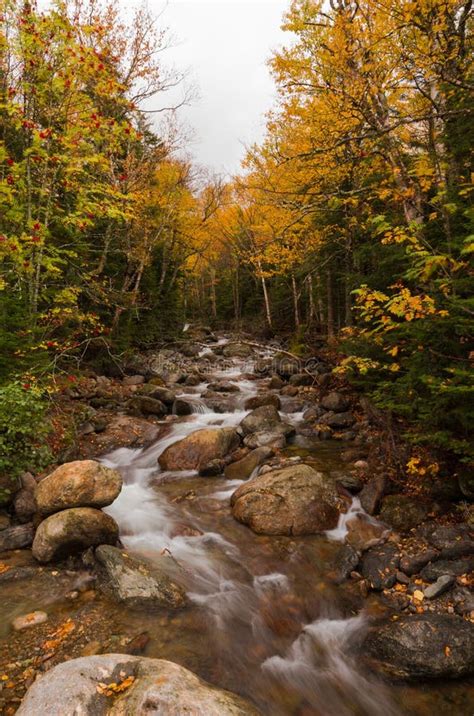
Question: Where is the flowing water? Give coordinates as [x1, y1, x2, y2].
[100, 341, 403, 716]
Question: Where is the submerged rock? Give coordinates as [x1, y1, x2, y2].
[32, 508, 119, 563]
[95, 545, 186, 610]
[35, 460, 122, 515]
[16, 654, 261, 715]
[231, 464, 343, 535]
[363, 614, 474, 679]
[12, 611, 48, 631]
[158, 428, 240, 471]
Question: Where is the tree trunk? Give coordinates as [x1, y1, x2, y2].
[326, 268, 335, 338]
[308, 274, 315, 325]
[292, 274, 300, 328]
[210, 267, 217, 319]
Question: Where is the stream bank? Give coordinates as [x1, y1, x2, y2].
[0, 332, 473, 715]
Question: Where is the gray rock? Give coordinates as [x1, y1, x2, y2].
[207, 381, 240, 393]
[13, 488, 36, 523]
[243, 429, 289, 450]
[199, 459, 226, 477]
[35, 460, 122, 516]
[32, 508, 119, 563]
[268, 375, 284, 389]
[424, 575, 455, 599]
[320, 411, 355, 428]
[123, 374, 145, 386]
[224, 447, 274, 480]
[399, 549, 438, 576]
[321, 392, 350, 413]
[420, 556, 474, 581]
[173, 398, 194, 416]
[363, 615, 474, 679]
[360, 543, 400, 589]
[0, 523, 34, 552]
[95, 545, 186, 609]
[159, 428, 240, 471]
[231, 464, 343, 535]
[244, 394, 281, 411]
[239, 405, 282, 436]
[359, 475, 386, 515]
[379, 495, 433, 533]
[128, 396, 167, 417]
[289, 373, 313, 386]
[16, 654, 261, 716]
[222, 342, 254, 358]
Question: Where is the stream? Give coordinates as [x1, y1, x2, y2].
[100, 340, 399, 716]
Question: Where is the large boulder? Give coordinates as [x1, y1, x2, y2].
[95, 545, 186, 609]
[32, 508, 119, 563]
[321, 392, 350, 413]
[231, 464, 343, 535]
[222, 342, 254, 358]
[128, 395, 167, 417]
[244, 394, 281, 411]
[363, 615, 474, 679]
[158, 428, 240, 471]
[224, 447, 274, 481]
[379, 495, 433, 532]
[16, 654, 261, 716]
[35, 460, 122, 516]
[239, 405, 282, 436]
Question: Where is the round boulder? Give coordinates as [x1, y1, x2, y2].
[158, 428, 240, 471]
[32, 507, 119, 563]
[363, 614, 474, 679]
[35, 460, 122, 516]
[16, 655, 261, 716]
[231, 464, 344, 535]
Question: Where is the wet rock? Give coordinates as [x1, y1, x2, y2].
[268, 375, 284, 389]
[0, 523, 34, 552]
[379, 495, 433, 533]
[95, 545, 186, 610]
[452, 587, 474, 615]
[272, 353, 301, 378]
[13, 488, 36, 523]
[13, 611, 48, 631]
[345, 515, 390, 552]
[281, 385, 299, 397]
[244, 394, 281, 411]
[302, 406, 325, 422]
[32, 508, 119, 563]
[399, 549, 438, 576]
[281, 398, 306, 414]
[321, 392, 350, 413]
[420, 556, 474, 581]
[231, 464, 343, 535]
[359, 475, 386, 515]
[360, 543, 400, 589]
[363, 614, 474, 679]
[128, 395, 167, 417]
[320, 411, 355, 428]
[334, 545, 360, 581]
[289, 373, 313, 386]
[424, 575, 455, 599]
[158, 428, 240, 471]
[439, 540, 474, 560]
[224, 447, 274, 480]
[222, 342, 254, 358]
[16, 654, 261, 715]
[201, 392, 236, 413]
[207, 381, 240, 393]
[35, 460, 122, 516]
[173, 398, 194, 416]
[243, 429, 289, 450]
[185, 373, 205, 386]
[420, 523, 472, 550]
[239, 405, 282, 436]
[199, 459, 226, 477]
[180, 342, 202, 357]
[333, 472, 363, 493]
[137, 385, 176, 406]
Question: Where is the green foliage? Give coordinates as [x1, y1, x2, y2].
[0, 382, 52, 504]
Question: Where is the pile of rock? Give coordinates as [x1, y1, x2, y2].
[31, 460, 122, 563]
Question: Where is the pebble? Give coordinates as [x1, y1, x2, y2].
[12, 611, 48, 631]
[424, 575, 455, 600]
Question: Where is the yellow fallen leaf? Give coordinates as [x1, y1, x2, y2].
[445, 646, 451, 657]
[413, 590, 424, 601]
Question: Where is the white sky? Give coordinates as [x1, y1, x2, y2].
[152, 0, 290, 175]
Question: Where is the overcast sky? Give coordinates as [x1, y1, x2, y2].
[153, 0, 290, 175]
